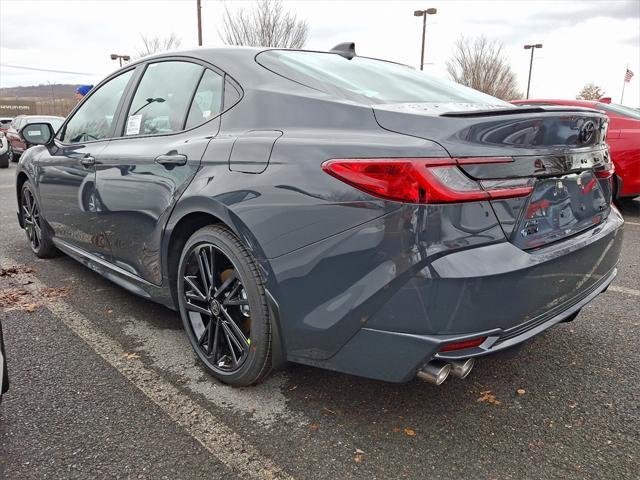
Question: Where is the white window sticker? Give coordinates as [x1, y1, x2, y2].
[126, 115, 142, 135]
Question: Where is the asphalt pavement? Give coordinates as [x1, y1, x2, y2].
[0, 161, 638, 480]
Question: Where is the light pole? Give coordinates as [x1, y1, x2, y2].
[197, 0, 203, 46]
[414, 8, 437, 71]
[524, 43, 543, 99]
[110, 53, 131, 67]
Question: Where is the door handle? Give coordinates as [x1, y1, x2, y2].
[81, 155, 95, 167]
[155, 153, 188, 167]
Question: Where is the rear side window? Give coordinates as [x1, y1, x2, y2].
[185, 69, 224, 129]
[59, 69, 133, 143]
[125, 61, 203, 136]
[257, 50, 509, 106]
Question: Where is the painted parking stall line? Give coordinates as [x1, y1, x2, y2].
[608, 285, 640, 297]
[0, 256, 294, 480]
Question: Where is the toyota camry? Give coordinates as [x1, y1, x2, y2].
[15, 45, 623, 386]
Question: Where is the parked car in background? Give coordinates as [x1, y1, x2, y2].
[0, 132, 10, 168]
[513, 98, 640, 199]
[6, 115, 64, 162]
[0, 117, 13, 133]
[15, 47, 622, 387]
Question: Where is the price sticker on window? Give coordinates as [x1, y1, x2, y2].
[126, 115, 142, 135]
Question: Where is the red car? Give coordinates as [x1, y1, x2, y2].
[513, 98, 640, 199]
[5, 115, 64, 162]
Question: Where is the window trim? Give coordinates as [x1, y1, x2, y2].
[55, 65, 139, 147]
[113, 56, 242, 141]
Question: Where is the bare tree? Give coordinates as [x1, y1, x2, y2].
[576, 83, 605, 100]
[219, 0, 308, 48]
[446, 36, 523, 101]
[136, 33, 182, 58]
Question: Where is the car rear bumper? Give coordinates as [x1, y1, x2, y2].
[276, 204, 624, 382]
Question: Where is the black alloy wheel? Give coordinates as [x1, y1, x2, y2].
[178, 225, 272, 386]
[21, 182, 56, 258]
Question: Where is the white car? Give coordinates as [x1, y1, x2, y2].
[0, 132, 9, 169]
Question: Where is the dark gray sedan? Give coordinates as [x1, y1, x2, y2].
[14, 45, 623, 386]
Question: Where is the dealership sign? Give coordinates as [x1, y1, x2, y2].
[0, 100, 37, 116]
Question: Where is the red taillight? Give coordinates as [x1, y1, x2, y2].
[439, 337, 487, 352]
[321, 158, 533, 204]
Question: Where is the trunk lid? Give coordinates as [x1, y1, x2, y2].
[373, 103, 613, 249]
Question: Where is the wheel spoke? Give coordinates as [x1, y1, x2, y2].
[221, 308, 249, 350]
[207, 317, 219, 358]
[221, 322, 240, 364]
[223, 297, 249, 307]
[185, 300, 211, 316]
[196, 249, 211, 298]
[184, 275, 206, 301]
[214, 271, 238, 299]
[197, 320, 211, 346]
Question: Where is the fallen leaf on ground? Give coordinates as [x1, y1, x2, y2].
[516, 388, 526, 396]
[123, 352, 140, 360]
[308, 423, 319, 431]
[40, 287, 71, 299]
[404, 428, 416, 437]
[354, 448, 365, 454]
[392, 426, 401, 433]
[322, 407, 336, 415]
[477, 390, 502, 405]
[107, 309, 114, 314]
[0, 289, 32, 310]
[0, 265, 35, 277]
[25, 303, 37, 313]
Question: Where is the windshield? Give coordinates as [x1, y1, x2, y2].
[597, 103, 640, 120]
[257, 50, 509, 106]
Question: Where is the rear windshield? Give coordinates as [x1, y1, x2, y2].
[256, 50, 509, 106]
[597, 103, 640, 120]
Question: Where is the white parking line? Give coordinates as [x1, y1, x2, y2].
[608, 285, 640, 297]
[624, 221, 640, 227]
[0, 256, 293, 480]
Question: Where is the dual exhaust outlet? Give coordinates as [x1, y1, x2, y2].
[417, 358, 475, 385]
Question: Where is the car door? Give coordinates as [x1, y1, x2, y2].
[95, 59, 225, 285]
[36, 68, 136, 259]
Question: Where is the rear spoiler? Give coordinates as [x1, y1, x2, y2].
[441, 105, 606, 118]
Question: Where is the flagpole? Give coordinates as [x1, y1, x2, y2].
[621, 64, 627, 104]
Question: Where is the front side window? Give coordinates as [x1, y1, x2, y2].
[124, 61, 203, 136]
[257, 50, 509, 106]
[185, 69, 224, 129]
[59, 70, 133, 143]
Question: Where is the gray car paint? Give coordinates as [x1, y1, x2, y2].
[15, 47, 623, 382]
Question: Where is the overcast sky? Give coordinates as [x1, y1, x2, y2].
[1, 0, 639, 106]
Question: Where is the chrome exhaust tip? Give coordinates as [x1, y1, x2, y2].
[448, 358, 475, 379]
[417, 361, 451, 385]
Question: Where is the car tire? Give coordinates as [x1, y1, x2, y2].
[20, 181, 57, 258]
[177, 225, 272, 387]
[0, 154, 8, 169]
[10, 148, 19, 163]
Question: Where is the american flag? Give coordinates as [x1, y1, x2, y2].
[624, 68, 634, 83]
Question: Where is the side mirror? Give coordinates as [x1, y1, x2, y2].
[20, 123, 55, 146]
